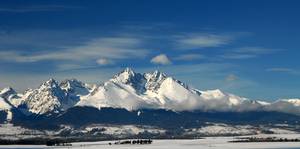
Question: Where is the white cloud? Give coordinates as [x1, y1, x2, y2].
[96, 58, 114, 66]
[0, 5, 81, 13]
[266, 68, 293, 72]
[234, 47, 282, 54]
[56, 64, 85, 71]
[221, 54, 257, 59]
[175, 34, 232, 49]
[174, 54, 205, 61]
[0, 37, 149, 63]
[266, 68, 300, 75]
[222, 47, 283, 60]
[151, 54, 172, 65]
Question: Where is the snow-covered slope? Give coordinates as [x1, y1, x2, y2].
[0, 87, 17, 100]
[0, 87, 23, 107]
[20, 79, 67, 115]
[0, 97, 11, 111]
[0, 97, 13, 122]
[77, 68, 155, 110]
[0, 68, 300, 116]
[0, 88, 19, 121]
[78, 68, 265, 112]
[60, 79, 95, 97]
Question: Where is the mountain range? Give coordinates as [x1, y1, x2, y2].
[0, 68, 299, 130]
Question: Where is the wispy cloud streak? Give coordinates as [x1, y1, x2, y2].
[174, 34, 232, 49]
[0, 5, 81, 13]
[222, 47, 283, 59]
[266, 68, 300, 75]
[0, 37, 149, 63]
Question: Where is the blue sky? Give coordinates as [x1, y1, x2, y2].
[0, 0, 299, 101]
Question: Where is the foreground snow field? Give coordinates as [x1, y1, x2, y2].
[1, 134, 300, 149]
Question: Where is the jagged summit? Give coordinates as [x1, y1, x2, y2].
[144, 70, 167, 92]
[21, 78, 66, 115]
[114, 67, 136, 77]
[60, 78, 81, 86]
[144, 70, 167, 82]
[0, 87, 16, 94]
[60, 78, 94, 108]
[123, 67, 135, 73]
[60, 78, 90, 94]
[0, 87, 17, 99]
[112, 67, 138, 83]
[110, 68, 145, 93]
[0, 87, 22, 108]
[148, 70, 167, 78]
[41, 78, 59, 88]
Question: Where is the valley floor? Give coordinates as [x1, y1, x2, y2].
[1, 134, 300, 149]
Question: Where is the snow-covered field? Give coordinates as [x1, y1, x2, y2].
[82, 124, 166, 136]
[1, 134, 300, 149]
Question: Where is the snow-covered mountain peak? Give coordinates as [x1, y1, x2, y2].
[144, 70, 167, 82]
[0, 87, 17, 99]
[145, 70, 167, 79]
[123, 67, 135, 73]
[144, 70, 167, 92]
[21, 78, 66, 115]
[112, 67, 136, 82]
[0, 87, 16, 94]
[109, 68, 146, 93]
[0, 87, 22, 107]
[37, 79, 64, 96]
[60, 78, 82, 88]
[40, 78, 60, 89]
[60, 79, 90, 95]
[111, 67, 137, 83]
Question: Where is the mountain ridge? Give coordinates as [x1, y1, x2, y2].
[0, 67, 299, 120]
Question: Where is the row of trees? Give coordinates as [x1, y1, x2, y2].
[231, 137, 300, 142]
[112, 139, 153, 145]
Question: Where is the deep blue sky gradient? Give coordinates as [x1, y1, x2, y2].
[0, 0, 299, 101]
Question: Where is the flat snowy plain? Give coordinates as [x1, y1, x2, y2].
[1, 134, 300, 149]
